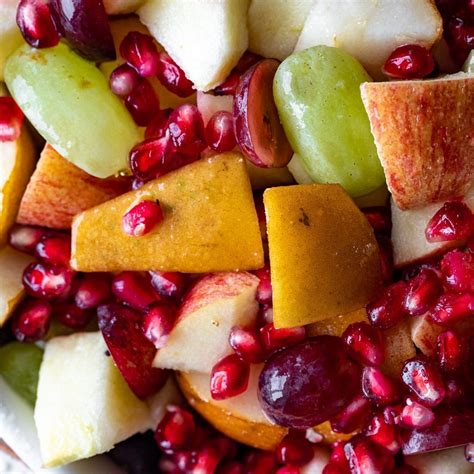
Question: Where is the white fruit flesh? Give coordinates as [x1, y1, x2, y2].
[138, 0, 249, 91]
[406, 446, 473, 474]
[0, 0, 23, 81]
[103, 0, 144, 14]
[301, 447, 331, 474]
[287, 153, 314, 185]
[196, 91, 233, 125]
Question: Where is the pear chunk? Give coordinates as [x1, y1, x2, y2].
[0, 0, 24, 80]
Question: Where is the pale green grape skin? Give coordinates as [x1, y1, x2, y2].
[0, 342, 43, 407]
[273, 45, 385, 197]
[4, 43, 142, 178]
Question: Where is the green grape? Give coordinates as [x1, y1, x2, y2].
[0, 342, 43, 406]
[4, 43, 142, 178]
[273, 45, 385, 197]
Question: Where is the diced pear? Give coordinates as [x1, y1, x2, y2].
[138, 0, 249, 91]
[406, 446, 473, 474]
[34, 332, 151, 468]
[264, 184, 381, 328]
[0, 0, 24, 81]
[71, 153, 264, 273]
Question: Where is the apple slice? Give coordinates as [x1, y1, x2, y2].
[361, 76, 474, 210]
[0, 0, 24, 81]
[406, 446, 473, 474]
[71, 153, 264, 273]
[295, 0, 442, 80]
[17, 144, 129, 230]
[103, 0, 144, 14]
[154, 272, 259, 373]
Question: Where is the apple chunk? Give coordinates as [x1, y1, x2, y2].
[71, 153, 264, 273]
[406, 446, 473, 474]
[264, 184, 381, 328]
[0, 0, 24, 81]
[361, 76, 474, 210]
[154, 272, 259, 373]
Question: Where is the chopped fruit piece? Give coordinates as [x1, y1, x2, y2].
[205, 111, 236, 153]
[229, 326, 266, 364]
[98, 303, 168, 399]
[264, 184, 381, 328]
[112, 272, 158, 311]
[259, 323, 306, 352]
[143, 304, 176, 349]
[403, 268, 442, 316]
[366, 281, 407, 330]
[361, 367, 402, 406]
[17, 144, 129, 230]
[361, 76, 474, 210]
[425, 201, 474, 243]
[197, 91, 234, 125]
[330, 394, 372, 434]
[383, 44, 435, 79]
[154, 405, 196, 453]
[406, 446, 474, 474]
[12, 299, 51, 342]
[122, 200, 164, 237]
[156, 51, 194, 98]
[71, 153, 264, 273]
[74, 273, 112, 309]
[109, 64, 140, 97]
[342, 322, 385, 367]
[120, 31, 159, 77]
[22, 262, 74, 300]
[125, 78, 160, 126]
[34, 332, 151, 467]
[441, 250, 474, 293]
[154, 272, 259, 373]
[0, 1, 24, 82]
[210, 354, 250, 401]
[35, 233, 71, 267]
[0, 96, 24, 142]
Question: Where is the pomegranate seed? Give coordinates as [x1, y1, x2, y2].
[54, 303, 94, 329]
[23, 262, 73, 300]
[210, 353, 250, 400]
[440, 250, 474, 293]
[156, 51, 194, 97]
[362, 367, 402, 406]
[465, 443, 474, 463]
[322, 461, 349, 474]
[437, 330, 465, 372]
[35, 233, 71, 267]
[425, 201, 474, 243]
[229, 325, 266, 364]
[16, 0, 60, 49]
[383, 44, 435, 79]
[344, 438, 395, 474]
[363, 207, 391, 234]
[143, 304, 176, 349]
[12, 299, 51, 342]
[74, 273, 111, 309]
[467, 235, 474, 253]
[259, 322, 306, 352]
[377, 235, 394, 283]
[366, 281, 407, 330]
[245, 451, 277, 474]
[403, 268, 442, 316]
[430, 292, 474, 324]
[149, 271, 187, 299]
[342, 322, 385, 367]
[129, 135, 171, 181]
[254, 265, 272, 305]
[174, 451, 196, 472]
[443, 376, 468, 406]
[120, 31, 159, 77]
[211, 436, 237, 460]
[205, 111, 237, 152]
[192, 445, 223, 474]
[0, 97, 24, 142]
[382, 405, 403, 425]
[213, 71, 241, 96]
[112, 271, 159, 311]
[235, 51, 263, 73]
[131, 177, 146, 190]
[145, 108, 172, 139]
[401, 357, 445, 407]
[258, 304, 274, 325]
[399, 398, 435, 429]
[122, 200, 164, 237]
[155, 406, 196, 453]
[365, 414, 400, 455]
[276, 432, 314, 466]
[109, 64, 140, 97]
[9, 225, 46, 254]
[447, 15, 474, 54]
[167, 104, 207, 158]
[217, 461, 244, 474]
[125, 79, 159, 126]
[330, 393, 372, 434]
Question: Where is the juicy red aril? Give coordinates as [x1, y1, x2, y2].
[129, 135, 170, 181]
[112, 271, 159, 311]
[254, 265, 272, 305]
[229, 325, 266, 364]
[155, 406, 196, 453]
[167, 104, 207, 158]
[403, 268, 442, 316]
[399, 399, 435, 429]
[441, 250, 474, 293]
[276, 467, 299, 474]
[54, 303, 93, 329]
[362, 367, 402, 406]
[365, 414, 400, 455]
[74, 273, 111, 309]
[330, 393, 372, 434]
[0, 97, 24, 142]
[210, 353, 250, 400]
[437, 330, 465, 372]
[16, 0, 60, 49]
[401, 358, 446, 407]
[258, 304, 273, 325]
[192, 445, 223, 474]
[12, 299, 51, 342]
[217, 461, 245, 474]
[125, 79, 159, 126]
[143, 304, 176, 349]
[245, 451, 277, 474]
[35, 233, 71, 267]
[447, 14, 474, 55]
[213, 71, 241, 96]
[109, 64, 140, 97]
[156, 51, 194, 97]
[23, 262, 73, 299]
[122, 200, 164, 237]
[120, 31, 159, 77]
[425, 201, 474, 243]
[235, 51, 264, 73]
[205, 111, 237, 152]
[377, 235, 394, 283]
[383, 405, 403, 425]
[145, 108, 172, 139]
[382, 44, 435, 79]
[9, 225, 46, 254]
[344, 438, 395, 474]
[342, 322, 385, 367]
[149, 271, 187, 299]
[363, 207, 392, 235]
[366, 281, 407, 330]
[276, 432, 314, 466]
[98, 303, 168, 399]
[259, 322, 306, 352]
[430, 292, 474, 324]
[259, 336, 361, 428]
[443, 376, 469, 406]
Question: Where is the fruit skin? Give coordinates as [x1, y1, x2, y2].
[71, 153, 264, 273]
[361, 76, 474, 210]
[264, 184, 381, 328]
[274, 46, 385, 198]
[5, 43, 141, 178]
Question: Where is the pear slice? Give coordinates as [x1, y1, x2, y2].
[0, 0, 24, 81]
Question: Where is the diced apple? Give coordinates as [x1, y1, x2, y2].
[71, 153, 264, 273]
[301, 447, 331, 474]
[196, 91, 233, 125]
[154, 272, 259, 373]
[0, 0, 23, 81]
[17, 144, 129, 230]
[138, 0, 249, 91]
[287, 154, 313, 185]
[295, 0, 442, 80]
[361, 76, 474, 210]
[406, 446, 473, 474]
[464, 51, 474, 73]
[391, 185, 474, 267]
[264, 184, 381, 328]
[103, 0, 144, 14]
[248, 0, 314, 61]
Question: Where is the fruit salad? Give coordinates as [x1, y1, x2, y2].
[0, 0, 473, 473]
